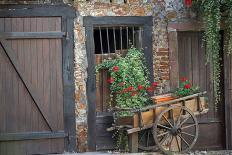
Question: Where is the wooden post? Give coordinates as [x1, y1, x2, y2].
[128, 132, 138, 153]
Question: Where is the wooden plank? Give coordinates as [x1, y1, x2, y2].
[128, 132, 138, 153]
[86, 26, 97, 151]
[83, 16, 153, 26]
[0, 5, 76, 18]
[0, 39, 54, 131]
[0, 32, 65, 39]
[169, 31, 179, 88]
[0, 132, 67, 141]
[36, 17, 50, 131]
[62, 17, 77, 152]
[24, 17, 33, 132]
[30, 17, 39, 131]
[143, 25, 154, 86]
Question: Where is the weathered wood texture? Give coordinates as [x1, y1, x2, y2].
[0, 14, 75, 154]
[177, 31, 225, 150]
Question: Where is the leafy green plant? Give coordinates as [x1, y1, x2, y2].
[96, 48, 157, 117]
[172, 77, 199, 97]
[190, 0, 232, 108]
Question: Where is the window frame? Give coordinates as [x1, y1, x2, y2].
[83, 16, 153, 150]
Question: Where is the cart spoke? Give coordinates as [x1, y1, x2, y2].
[157, 124, 172, 130]
[181, 124, 196, 130]
[169, 135, 174, 151]
[162, 115, 174, 128]
[157, 131, 169, 138]
[147, 130, 150, 147]
[138, 131, 146, 143]
[172, 109, 175, 126]
[181, 131, 195, 137]
[160, 133, 170, 145]
[176, 108, 183, 127]
[178, 114, 191, 128]
[175, 136, 181, 152]
[178, 134, 190, 147]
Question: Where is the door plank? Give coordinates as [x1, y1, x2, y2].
[0, 39, 54, 131]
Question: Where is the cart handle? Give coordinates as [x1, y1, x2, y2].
[132, 91, 207, 113]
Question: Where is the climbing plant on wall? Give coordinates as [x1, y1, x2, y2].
[186, 0, 232, 109]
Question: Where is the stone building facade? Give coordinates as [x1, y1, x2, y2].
[0, 0, 189, 152]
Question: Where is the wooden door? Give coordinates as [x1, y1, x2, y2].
[0, 5, 76, 155]
[177, 31, 225, 150]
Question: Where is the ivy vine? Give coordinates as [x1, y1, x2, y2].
[192, 0, 232, 108]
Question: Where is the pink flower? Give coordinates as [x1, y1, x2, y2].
[127, 86, 134, 91]
[152, 82, 158, 87]
[113, 66, 119, 72]
[146, 87, 154, 92]
[107, 77, 114, 83]
[131, 91, 138, 96]
[138, 85, 144, 90]
[119, 82, 124, 86]
[180, 77, 187, 82]
[184, 84, 191, 89]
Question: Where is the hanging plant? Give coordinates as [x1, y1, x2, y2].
[189, 0, 232, 109]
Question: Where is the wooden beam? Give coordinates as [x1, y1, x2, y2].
[62, 17, 77, 152]
[0, 4, 76, 18]
[128, 132, 138, 153]
[0, 131, 67, 141]
[0, 32, 65, 39]
[83, 16, 153, 26]
[0, 39, 54, 131]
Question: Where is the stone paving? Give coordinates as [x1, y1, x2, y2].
[54, 150, 232, 155]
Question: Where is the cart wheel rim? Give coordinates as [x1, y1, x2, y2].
[138, 128, 157, 151]
[153, 105, 199, 154]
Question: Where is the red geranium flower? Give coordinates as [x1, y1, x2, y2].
[107, 77, 114, 83]
[184, 84, 191, 89]
[119, 82, 124, 86]
[137, 85, 144, 90]
[127, 86, 134, 91]
[113, 66, 119, 72]
[184, 0, 192, 7]
[180, 77, 187, 82]
[152, 82, 158, 87]
[123, 89, 128, 93]
[131, 91, 138, 96]
[146, 87, 154, 92]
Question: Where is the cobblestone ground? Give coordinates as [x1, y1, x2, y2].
[56, 150, 232, 155]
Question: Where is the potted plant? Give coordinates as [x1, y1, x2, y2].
[96, 48, 158, 127]
[172, 77, 208, 112]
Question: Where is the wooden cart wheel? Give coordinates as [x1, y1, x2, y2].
[138, 128, 157, 151]
[153, 105, 199, 154]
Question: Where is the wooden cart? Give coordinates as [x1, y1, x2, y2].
[107, 91, 209, 154]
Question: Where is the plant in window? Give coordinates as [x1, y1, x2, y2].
[96, 48, 157, 117]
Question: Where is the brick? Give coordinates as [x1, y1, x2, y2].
[158, 48, 168, 52]
[157, 52, 168, 56]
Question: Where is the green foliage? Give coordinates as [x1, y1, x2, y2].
[192, 0, 232, 108]
[96, 48, 156, 117]
[172, 77, 199, 97]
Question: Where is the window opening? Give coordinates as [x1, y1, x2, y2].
[94, 26, 143, 54]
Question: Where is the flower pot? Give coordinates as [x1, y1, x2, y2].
[133, 109, 154, 128]
[152, 94, 180, 118]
